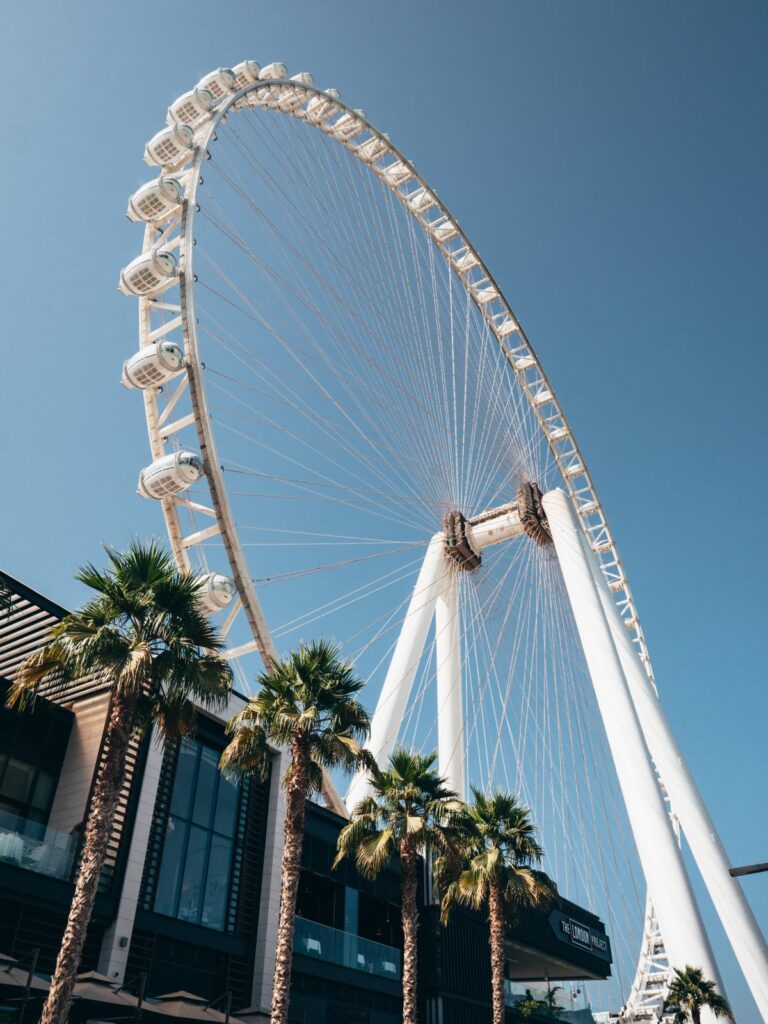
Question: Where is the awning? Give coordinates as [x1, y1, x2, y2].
[0, 953, 50, 992]
[143, 991, 244, 1024]
[70, 971, 140, 1020]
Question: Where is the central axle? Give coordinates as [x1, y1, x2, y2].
[443, 482, 552, 571]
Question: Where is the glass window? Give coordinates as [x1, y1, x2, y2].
[214, 774, 239, 837]
[192, 746, 218, 827]
[31, 770, 55, 812]
[178, 825, 208, 923]
[202, 834, 232, 930]
[170, 738, 197, 818]
[0, 758, 35, 804]
[154, 817, 188, 917]
[154, 737, 242, 932]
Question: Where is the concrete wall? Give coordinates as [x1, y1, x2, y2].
[47, 691, 111, 834]
[250, 746, 287, 1013]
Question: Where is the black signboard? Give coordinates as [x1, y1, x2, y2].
[548, 909, 612, 963]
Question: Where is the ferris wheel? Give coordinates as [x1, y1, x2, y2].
[118, 62, 768, 1020]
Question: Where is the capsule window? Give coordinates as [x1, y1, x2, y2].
[138, 366, 163, 385]
[176, 101, 199, 122]
[139, 195, 165, 217]
[133, 269, 162, 291]
[156, 139, 183, 162]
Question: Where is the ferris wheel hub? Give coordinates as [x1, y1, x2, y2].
[443, 487, 549, 570]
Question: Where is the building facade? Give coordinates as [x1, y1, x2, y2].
[0, 570, 612, 1023]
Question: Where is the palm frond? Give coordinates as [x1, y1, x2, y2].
[219, 715, 270, 782]
[11, 541, 233, 746]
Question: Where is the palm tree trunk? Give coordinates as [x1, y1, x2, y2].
[271, 738, 310, 1024]
[40, 690, 137, 1024]
[399, 842, 419, 1024]
[488, 876, 507, 1024]
[692, 1009, 701, 1024]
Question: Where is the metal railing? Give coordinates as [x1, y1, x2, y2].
[293, 916, 402, 981]
[0, 822, 76, 880]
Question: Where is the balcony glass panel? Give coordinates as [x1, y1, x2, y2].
[504, 982, 597, 1023]
[0, 815, 76, 880]
[294, 916, 402, 981]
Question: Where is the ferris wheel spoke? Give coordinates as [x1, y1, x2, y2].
[199, 333, 441, 519]
[195, 240, 455, 515]
[222, 112, 489, 495]
[200, 154, 459, 492]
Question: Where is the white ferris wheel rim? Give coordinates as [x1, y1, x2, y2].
[136, 77, 657, 695]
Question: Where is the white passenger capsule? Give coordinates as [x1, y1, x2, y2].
[122, 341, 184, 389]
[137, 451, 204, 499]
[144, 124, 195, 169]
[118, 248, 178, 297]
[259, 62, 287, 80]
[232, 60, 261, 89]
[126, 177, 183, 223]
[196, 67, 236, 101]
[196, 573, 236, 613]
[166, 87, 214, 128]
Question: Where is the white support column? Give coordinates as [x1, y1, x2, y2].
[98, 733, 164, 983]
[251, 746, 287, 1013]
[346, 534, 445, 809]
[542, 488, 721, 988]
[585, 537, 768, 1020]
[435, 571, 465, 799]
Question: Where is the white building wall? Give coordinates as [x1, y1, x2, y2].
[98, 731, 164, 982]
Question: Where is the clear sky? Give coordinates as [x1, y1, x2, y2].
[1, 1, 766, 1019]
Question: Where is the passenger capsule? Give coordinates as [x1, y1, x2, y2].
[166, 88, 214, 128]
[196, 68, 236, 101]
[137, 451, 204, 499]
[118, 248, 178, 297]
[126, 176, 183, 223]
[232, 60, 261, 89]
[197, 573, 236, 613]
[122, 341, 184, 389]
[259, 62, 287, 80]
[144, 124, 195, 169]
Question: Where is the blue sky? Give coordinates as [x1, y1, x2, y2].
[1, 1, 766, 1018]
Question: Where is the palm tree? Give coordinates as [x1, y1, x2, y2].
[664, 966, 733, 1024]
[219, 639, 371, 1024]
[7, 541, 233, 1024]
[440, 789, 557, 1024]
[541, 985, 563, 1018]
[334, 748, 461, 1024]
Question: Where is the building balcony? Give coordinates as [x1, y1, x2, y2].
[0, 817, 76, 881]
[293, 915, 402, 981]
